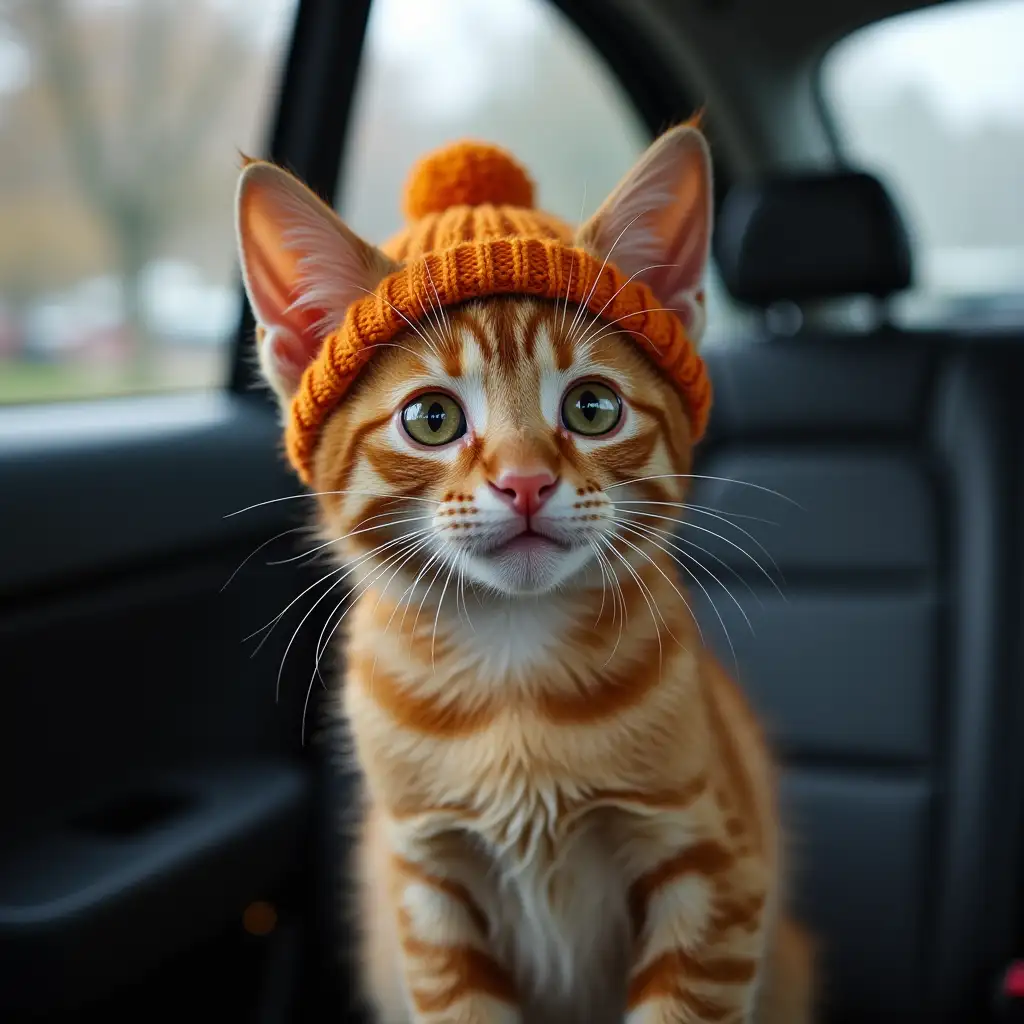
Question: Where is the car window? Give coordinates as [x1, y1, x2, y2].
[338, 0, 749, 346]
[0, 0, 297, 405]
[821, 0, 1024, 328]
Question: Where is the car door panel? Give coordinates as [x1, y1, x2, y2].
[0, 0, 375, 1014]
[0, 393, 342, 1019]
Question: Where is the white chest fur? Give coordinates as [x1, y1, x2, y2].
[471, 780, 632, 1024]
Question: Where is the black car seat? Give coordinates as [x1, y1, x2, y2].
[686, 170, 1024, 1024]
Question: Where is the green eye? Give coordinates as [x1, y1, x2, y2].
[401, 392, 467, 446]
[561, 381, 622, 437]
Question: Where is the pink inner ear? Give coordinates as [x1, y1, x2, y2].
[642, 197, 709, 305]
[258, 248, 324, 335]
[248, 242, 330, 370]
[241, 179, 336, 366]
[600, 130, 711, 313]
[287, 303, 329, 359]
[270, 331, 315, 390]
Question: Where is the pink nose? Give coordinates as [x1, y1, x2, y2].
[489, 469, 559, 517]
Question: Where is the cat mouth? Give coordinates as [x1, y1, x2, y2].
[464, 525, 591, 594]
[487, 527, 571, 557]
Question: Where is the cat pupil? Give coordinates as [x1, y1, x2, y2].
[427, 402, 445, 433]
[580, 391, 598, 422]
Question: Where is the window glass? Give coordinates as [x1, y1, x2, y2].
[821, 0, 1024, 328]
[339, 0, 748, 344]
[0, 0, 296, 404]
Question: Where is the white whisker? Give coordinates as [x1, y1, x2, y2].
[615, 518, 741, 671]
[613, 500, 784, 582]
[431, 556, 461, 669]
[558, 181, 588, 339]
[606, 472, 802, 508]
[364, 340, 436, 362]
[589, 539, 627, 664]
[301, 533, 430, 740]
[575, 299, 682, 339]
[456, 552, 475, 631]
[589, 538, 610, 624]
[610, 528, 699, 649]
[317, 533, 435, 688]
[266, 511, 434, 565]
[626, 516, 757, 631]
[410, 554, 449, 644]
[572, 309, 685, 361]
[273, 529, 434, 701]
[363, 535, 437, 638]
[221, 526, 306, 591]
[377, 536, 445, 644]
[247, 562, 347, 648]
[422, 256, 459, 354]
[597, 535, 665, 670]
[571, 269, 681, 355]
[684, 502, 779, 527]
[412, 266, 449, 358]
[396, 547, 444, 639]
[350, 282, 444, 360]
[225, 490, 441, 518]
[616, 510, 761, 607]
[616, 508, 785, 599]
[565, 209, 649, 343]
[247, 528, 427, 654]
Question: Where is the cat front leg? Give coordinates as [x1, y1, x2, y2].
[625, 839, 768, 1024]
[387, 843, 521, 1024]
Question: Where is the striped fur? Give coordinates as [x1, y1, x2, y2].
[302, 298, 814, 1024]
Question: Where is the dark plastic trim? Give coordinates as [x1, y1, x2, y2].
[0, 763, 308, 1014]
[549, 0, 730, 211]
[229, 0, 375, 396]
[0, 393, 297, 601]
[928, 355, 1024, 1018]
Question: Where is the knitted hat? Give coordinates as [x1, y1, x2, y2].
[286, 141, 711, 483]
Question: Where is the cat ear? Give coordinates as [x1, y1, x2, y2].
[576, 123, 713, 344]
[235, 161, 397, 402]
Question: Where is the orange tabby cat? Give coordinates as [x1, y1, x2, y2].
[235, 127, 814, 1023]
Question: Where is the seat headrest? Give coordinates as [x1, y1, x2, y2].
[715, 171, 913, 307]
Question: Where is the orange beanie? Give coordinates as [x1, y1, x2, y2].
[286, 141, 711, 483]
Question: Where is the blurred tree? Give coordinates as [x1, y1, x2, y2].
[0, 0, 269, 373]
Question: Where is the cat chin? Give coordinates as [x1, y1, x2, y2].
[462, 541, 594, 598]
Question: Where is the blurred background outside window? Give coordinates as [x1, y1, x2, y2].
[0, 0, 794, 411]
[0, 0, 296, 404]
[338, 0, 751, 348]
[822, 0, 1024, 329]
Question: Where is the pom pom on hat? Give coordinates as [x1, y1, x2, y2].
[403, 140, 535, 221]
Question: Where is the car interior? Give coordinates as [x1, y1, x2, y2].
[1, 0, 1022, 1022]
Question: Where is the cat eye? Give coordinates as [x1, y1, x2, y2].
[561, 381, 622, 437]
[401, 392, 467, 447]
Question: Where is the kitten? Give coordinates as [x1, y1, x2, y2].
[235, 127, 814, 1024]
